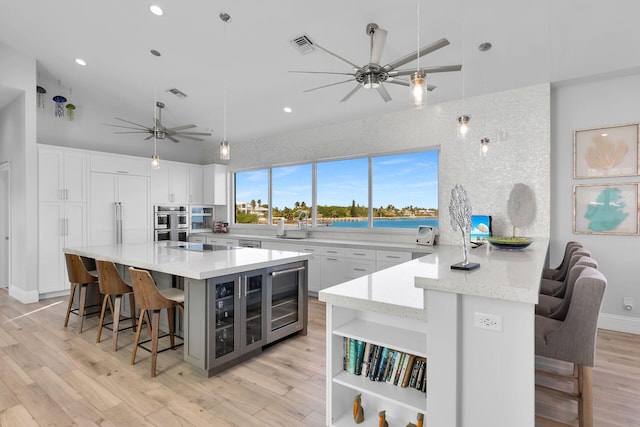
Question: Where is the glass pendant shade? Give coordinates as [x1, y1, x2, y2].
[220, 140, 230, 160]
[457, 115, 471, 138]
[480, 138, 490, 156]
[151, 154, 160, 169]
[410, 73, 426, 109]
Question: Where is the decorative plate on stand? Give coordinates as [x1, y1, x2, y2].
[487, 236, 534, 250]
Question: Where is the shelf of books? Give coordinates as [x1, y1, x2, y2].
[328, 314, 427, 426]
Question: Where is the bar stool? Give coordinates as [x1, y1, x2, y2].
[540, 250, 592, 297]
[64, 253, 101, 333]
[535, 266, 606, 427]
[542, 241, 583, 280]
[95, 260, 140, 351]
[128, 266, 184, 378]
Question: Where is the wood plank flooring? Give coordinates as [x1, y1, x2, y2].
[0, 288, 639, 426]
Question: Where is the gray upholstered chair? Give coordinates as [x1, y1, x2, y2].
[539, 249, 592, 297]
[542, 241, 583, 281]
[535, 266, 606, 427]
[536, 256, 598, 319]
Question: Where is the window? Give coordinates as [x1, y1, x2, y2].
[372, 151, 439, 229]
[316, 158, 368, 227]
[234, 149, 438, 229]
[271, 164, 312, 225]
[235, 169, 268, 224]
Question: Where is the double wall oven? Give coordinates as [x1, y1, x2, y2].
[154, 205, 189, 242]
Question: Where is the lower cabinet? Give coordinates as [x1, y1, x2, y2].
[206, 236, 239, 246]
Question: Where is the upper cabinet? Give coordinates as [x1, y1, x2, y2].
[151, 162, 190, 205]
[38, 146, 87, 203]
[189, 166, 204, 205]
[203, 164, 227, 205]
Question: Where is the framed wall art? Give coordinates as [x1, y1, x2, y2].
[574, 123, 639, 178]
[573, 183, 639, 235]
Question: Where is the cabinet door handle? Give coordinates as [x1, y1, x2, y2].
[327, 250, 338, 254]
[60, 218, 64, 236]
[238, 276, 242, 299]
[243, 275, 248, 297]
[270, 266, 306, 277]
[326, 258, 338, 262]
[64, 188, 68, 200]
[353, 268, 366, 272]
[58, 189, 63, 201]
[353, 252, 366, 256]
[65, 218, 69, 236]
[386, 255, 401, 259]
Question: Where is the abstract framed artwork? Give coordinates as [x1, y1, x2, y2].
[574, 123, 639, 178]
[573, 183, 639, 235]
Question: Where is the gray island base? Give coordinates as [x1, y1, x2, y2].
[64, 241, 309, 377]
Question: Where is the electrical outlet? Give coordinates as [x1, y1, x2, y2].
[624, 297, 634, 311]
[474, 312, 503, 332]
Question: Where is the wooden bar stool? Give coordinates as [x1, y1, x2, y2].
[535, 266, 606, 427]
[95, 260, 139, 351]
[128, 266, 184, 378]
[63, 253, 101, 333]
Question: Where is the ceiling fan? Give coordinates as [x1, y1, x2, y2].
[291, 23, 462, 103]
[107, 101, 212, 143]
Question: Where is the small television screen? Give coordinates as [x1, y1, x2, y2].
[470, 215, 492, 242]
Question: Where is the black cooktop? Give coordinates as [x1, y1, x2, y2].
[171, 243, 238, 252]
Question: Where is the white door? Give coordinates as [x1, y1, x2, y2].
[118, 174, 150, 244]
[0, 163, 10, 288]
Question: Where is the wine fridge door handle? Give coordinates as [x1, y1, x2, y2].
[270, 266, 306, 277]
[244, 275, 248, 297]
[238, 276, 242, 299]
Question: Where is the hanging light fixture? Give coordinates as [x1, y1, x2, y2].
[219, 12, 231, 160]
[457, 114, 471, 136]
[151, 92, 160, 169]
[410, 0, 426, 108]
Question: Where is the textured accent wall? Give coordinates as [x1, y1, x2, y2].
[230, 84, 550, 243]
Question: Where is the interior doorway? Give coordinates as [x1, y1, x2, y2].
[0, 162, 10, 289]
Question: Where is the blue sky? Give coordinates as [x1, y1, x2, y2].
[235, 150, 439, 210]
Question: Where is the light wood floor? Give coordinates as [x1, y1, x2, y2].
[1, 288, 639, 426]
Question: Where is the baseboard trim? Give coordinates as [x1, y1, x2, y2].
[599, 313, 640, 335]
[9, 285, 39, 304]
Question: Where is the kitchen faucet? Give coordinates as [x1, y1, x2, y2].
[296, 210, 309, 237]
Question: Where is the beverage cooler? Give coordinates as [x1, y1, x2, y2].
[190, 205, 214, 233]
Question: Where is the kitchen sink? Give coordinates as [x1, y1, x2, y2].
[278, 230, 308, 240]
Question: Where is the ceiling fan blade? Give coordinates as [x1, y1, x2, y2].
[104, 123, 150, 131]
[144, 135, 153, 140]
[289, 70, 356, 76]
[114, 117, 151, 129]
[340, 84, 362, 102]
[112, 131, 152, 134]
[427, 84, 437, 91]
[172, 131, 212, 136]
[167, 135, 180, 143]
[166, 124, 196, 131]
[173, 134, 205, 142]
[370, 28, 387, 65]
[377, 85, 392, 102]
[386, 78, 410, 87]
[304, 79, 354, 93]
[388, 65, 462, 78]
[383, 38, 450, 71]
[312, 42, 362, 70]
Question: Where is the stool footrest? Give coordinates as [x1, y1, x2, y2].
[137, 333, 184, 354]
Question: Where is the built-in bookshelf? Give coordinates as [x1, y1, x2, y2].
[328, 309, 427, 426]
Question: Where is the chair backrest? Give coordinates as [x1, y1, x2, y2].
[539, 266, 606, 366]
[548, 256, 598, 321]
[96, 260, 132, 295]
[551, 250, 593, 298]
[551, 243, 585, 281]
[128, 267, 175, 311]
[64, 253, 98, 284]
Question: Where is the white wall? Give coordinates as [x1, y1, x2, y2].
[0, 42, 38, 303]
[551, 71, 640, 332]
[230, 84, 551, 244]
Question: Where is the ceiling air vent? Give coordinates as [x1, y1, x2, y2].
[167, 87, 187, 99]
[290, 35, 315, 55]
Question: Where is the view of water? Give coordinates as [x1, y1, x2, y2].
[328, 217, 439, 229]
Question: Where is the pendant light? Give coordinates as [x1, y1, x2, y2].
[480, 137, 490, 156]
[219, 12, 231, 161]
[410, 0, 426, 109]
[457, 36, 471, 138]
[151, 89, 160, 169]
[478, 42, 492, 157]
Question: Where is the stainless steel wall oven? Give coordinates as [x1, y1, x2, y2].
[154, 205, 189, 242]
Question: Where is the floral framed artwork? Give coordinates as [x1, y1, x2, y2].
[573, 183, 639, 235]
[574, 123, 639, 178]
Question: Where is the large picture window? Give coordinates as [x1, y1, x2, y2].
[234, 149, 438, 229]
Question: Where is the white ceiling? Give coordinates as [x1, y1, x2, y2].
[1, 0, 640, 163]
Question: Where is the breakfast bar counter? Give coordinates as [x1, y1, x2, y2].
[319, 239, 548, 427]
[65, 241, 311, 377]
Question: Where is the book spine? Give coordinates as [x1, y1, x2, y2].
[387, 351, 402, 384]
[393, 353, 407, 385]
[376, 347, 390, 381]
[415, 358, 426, 390]
[343, 337, 348, 371]
[354, 340, 365, 375]
[348, 339, 358, 374]
[408, 357, 421, 388]
[361, 342, 372, 376]
[369, 346, 382, 381]
[381, 350, 395, 382]
[401, 354, 416, 387]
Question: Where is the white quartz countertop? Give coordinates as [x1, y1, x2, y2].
[319, 239, 548, 319]
[64, 241, 310, 280]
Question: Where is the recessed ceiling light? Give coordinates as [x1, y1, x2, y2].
[75, 58, 86, 66]
[283, 106, 293, 113]
[149, 5, 163, 16]
[150, 49, 161, 57]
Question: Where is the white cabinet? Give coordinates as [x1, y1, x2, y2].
[213, 164, 227, 205]
[38, 202, 87, 294]
[189, 234, 207, 243]
[327, 306, 427, 426]
[90, 153, 150, 176]
[90, 172, 150, 246]
[343, 248, 376, 280]
[206, 236, 239, 246]
[189, 166, 204, 205]
[376, 250, 412, 271]
[202, 165, 215, 205]
[151, 162, 190, 205]
[38, 146, 87, 203]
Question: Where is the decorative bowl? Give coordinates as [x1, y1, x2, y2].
[487, 236, 534, 250]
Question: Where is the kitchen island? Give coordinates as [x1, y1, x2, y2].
[319, 239, 548, 427]
[64, 241, 310, 377]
